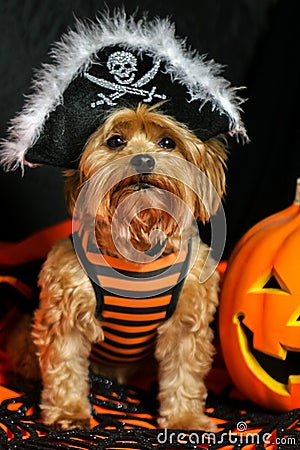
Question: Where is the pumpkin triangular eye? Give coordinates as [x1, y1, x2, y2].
[247, 269, 290, 295]
[262, 275, 281, 290]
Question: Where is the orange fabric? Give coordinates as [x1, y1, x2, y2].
[0, 220, 71, 265]
[102, 310, 167, 323]
[102, 321, 160, 335]
[103, 330, 157, 346]
[217, 260, 228, 278]
[103, 294, 172, 308]
[0, 385, 22, 404]
[99, 249, 188, 271]
[0, 276, 34, 298]
[98, 272, 183, 291]
[73, 225, 190, 365]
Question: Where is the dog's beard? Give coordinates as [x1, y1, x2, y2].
[75, 153, 212, 260]
[93, 175, 197, 259]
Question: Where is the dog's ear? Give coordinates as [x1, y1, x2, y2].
[64, 169, 82, 215]
[192, 137, 227, 223]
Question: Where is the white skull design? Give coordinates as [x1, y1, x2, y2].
[107, 51, 138, 85]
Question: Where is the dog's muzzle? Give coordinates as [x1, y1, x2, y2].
[130, 154, 155, 174]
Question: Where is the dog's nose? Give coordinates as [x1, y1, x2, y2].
[130, 154, 155, 174]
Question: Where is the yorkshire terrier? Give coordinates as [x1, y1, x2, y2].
[6, 102, 227, 431]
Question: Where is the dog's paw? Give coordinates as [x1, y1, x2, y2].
[42, 409, 91, 430]
[41, 399, 92, 430]
[158, 414, 216, 432]
[52, 418, 91, 430]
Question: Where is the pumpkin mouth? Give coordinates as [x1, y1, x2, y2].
[234, 313, 300, 395]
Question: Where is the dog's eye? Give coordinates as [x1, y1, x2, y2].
[158, 137, 176, 150]
[106, 135, 126, 149]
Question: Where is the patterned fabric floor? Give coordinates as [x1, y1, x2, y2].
[0, 370, 299, 450]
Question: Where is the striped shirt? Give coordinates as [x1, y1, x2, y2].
[71, 226, 191, 365]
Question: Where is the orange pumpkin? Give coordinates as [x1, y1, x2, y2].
[219, 180, 300, 411]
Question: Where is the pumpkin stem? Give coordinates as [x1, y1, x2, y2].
[294, 179, 300, 204]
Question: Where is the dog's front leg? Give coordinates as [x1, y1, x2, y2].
[32, 239, 102, 430]
[155, 260, 219, 431]
[33, 318, 98, 430]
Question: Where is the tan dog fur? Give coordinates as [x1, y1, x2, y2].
[7, 103, 227, 431]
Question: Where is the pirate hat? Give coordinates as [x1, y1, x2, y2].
[1, 12, 248, 170]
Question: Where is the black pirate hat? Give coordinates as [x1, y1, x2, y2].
[1, 12, 248, 170]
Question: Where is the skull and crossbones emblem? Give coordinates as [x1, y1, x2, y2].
[107, 51, 138, 85]
[84, 51, 167, 108]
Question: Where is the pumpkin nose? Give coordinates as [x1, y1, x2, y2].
[130, 154, 155, 174]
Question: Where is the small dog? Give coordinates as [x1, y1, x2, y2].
[1, 12, 247, 432]
[6, 103, 227, 431]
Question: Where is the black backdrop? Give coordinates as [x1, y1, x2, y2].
[0, 0, 299, 259]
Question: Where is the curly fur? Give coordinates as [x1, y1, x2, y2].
[6, 103, 227, 431]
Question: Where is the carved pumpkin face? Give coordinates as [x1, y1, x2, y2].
[219, 189, 300, 411]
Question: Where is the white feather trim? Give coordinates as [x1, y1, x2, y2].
[0, 10, 248, 171]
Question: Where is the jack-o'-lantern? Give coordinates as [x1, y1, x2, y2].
[219, 180, 300, 411]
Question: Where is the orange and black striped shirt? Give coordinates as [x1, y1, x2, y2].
[71, 227, 191, 365]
